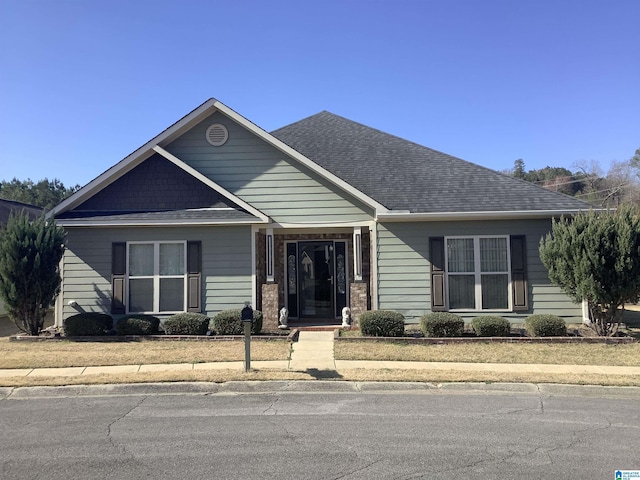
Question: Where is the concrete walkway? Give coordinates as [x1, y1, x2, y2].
[2, 330, 640, 379]
[289, 331, 336, 371]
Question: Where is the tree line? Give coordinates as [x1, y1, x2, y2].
[505, 148, 640, 207]
[0, 178, 80, 210]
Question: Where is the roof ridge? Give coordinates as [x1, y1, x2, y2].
[270, 110, 331, 134]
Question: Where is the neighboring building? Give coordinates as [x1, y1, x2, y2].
[50, 99, 590, 328]
[0, 198, 43, 226]
[0, 199, 44, 315]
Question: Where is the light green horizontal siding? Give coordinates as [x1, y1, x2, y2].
[61, 226, 253, 321]
[376, 219, 583, 323]
[165, 111, 374, 224]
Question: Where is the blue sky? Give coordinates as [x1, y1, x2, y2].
[0, 0, 638, 187]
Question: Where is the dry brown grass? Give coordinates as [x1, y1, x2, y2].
[0, 369, 311, 387]
[334, 340, 640, 366]
[0, 338, 291, 369]
[338, 368, 640, 387]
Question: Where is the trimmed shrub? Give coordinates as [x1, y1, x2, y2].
[420, 312, 464, 337]
[115, 314, 161, 335]
[525, 314, 567, 337]
[471, 316, 511, 337]
[163, 313, 210, 335]
[64, 313, 113, 336]
[212, 309, 263, 335]
[359, 310, 405, 337]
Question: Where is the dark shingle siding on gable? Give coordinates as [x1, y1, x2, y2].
[59, 153, 261, 222]
[272, 112, 592, 213]
[70, 154, 229, 212]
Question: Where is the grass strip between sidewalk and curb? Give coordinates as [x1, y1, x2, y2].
[1, 368, 640, 388]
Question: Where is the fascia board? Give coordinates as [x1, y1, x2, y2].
[152, 145, 269, 222]
[50, 99, 221, 217]
[376, 209, 596, 222]
[57, 218, 266, 227]
[213, 102, 390, 215]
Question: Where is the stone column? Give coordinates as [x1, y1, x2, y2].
[261, 283, 280, 331]
[349, 282, 369, 326]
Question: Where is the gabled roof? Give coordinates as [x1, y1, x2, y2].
[0, 199, 43, 226]
[272, 111, 592, 219]
[51, 99, 387, 225]
[52, 100, 592, 225]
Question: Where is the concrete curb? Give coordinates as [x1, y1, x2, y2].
[3, 381, 640, 400]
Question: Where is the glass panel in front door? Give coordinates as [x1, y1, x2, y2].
[298, 242, 334, 318]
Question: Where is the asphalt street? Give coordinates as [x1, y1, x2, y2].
[1, 382, 639, 480]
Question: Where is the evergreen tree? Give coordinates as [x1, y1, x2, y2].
[0, 212, 66, 335]
[539, 206, 640, 336]
[513, 159, 526, 179]
[0, 178, 79, 210]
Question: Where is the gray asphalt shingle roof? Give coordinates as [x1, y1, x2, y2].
[271, 111, 591, 213]
[0, 199, 43, 226]
[56, 208, 258, 223]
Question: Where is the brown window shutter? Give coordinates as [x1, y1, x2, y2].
[187, 241, 202, 313]
[429, 237, 446, 311]
[111, 242, 126, 314]
[510, 235, 529, 311]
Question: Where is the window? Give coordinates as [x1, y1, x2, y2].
[445, 236, 510, 310]
[127, 242, 186, 313]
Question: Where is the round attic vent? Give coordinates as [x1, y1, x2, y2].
[205, 123, 228, 146]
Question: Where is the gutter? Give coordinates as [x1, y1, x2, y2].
[56, 219, 268, 228]
[376, 209, 596, 222]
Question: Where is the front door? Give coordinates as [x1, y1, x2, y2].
[286, 241, 348, 320]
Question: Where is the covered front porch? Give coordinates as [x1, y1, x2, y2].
[254, 227, 373, 329]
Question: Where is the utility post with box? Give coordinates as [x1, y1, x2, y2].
[241, 302, 253, 372]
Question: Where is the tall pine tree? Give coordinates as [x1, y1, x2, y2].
[0, 211, 65, 335]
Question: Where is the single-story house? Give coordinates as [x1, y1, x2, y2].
[50, 98, 591, 329]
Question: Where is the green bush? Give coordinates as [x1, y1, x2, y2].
[163, 313, 210, 335]
[471, 316, 511, 337]
[420, 312, 464, 337]
[359, 310, 405, 337]
[63, 313, 113, 336]
[115, 314, 160, 335]
[525, 314, 567, 337]
[212, 309, 263, 335]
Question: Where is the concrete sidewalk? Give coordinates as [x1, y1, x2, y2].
[1, 330, 640, 379]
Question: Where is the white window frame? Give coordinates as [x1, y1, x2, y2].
[445, 235, 512, 312]
[126, 241, 187, 314]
